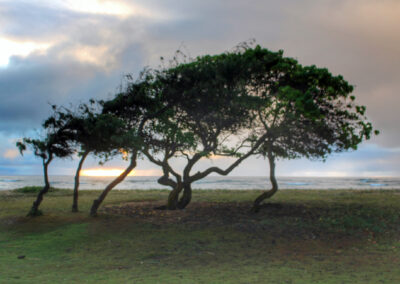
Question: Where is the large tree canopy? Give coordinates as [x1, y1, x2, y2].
[138, 45, 377, 210]
[16, 44, 377, 216]
[140, 50, 279, 209]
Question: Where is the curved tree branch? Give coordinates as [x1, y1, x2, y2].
[190, 133, 268, 181]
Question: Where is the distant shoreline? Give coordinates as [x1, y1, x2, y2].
[1, 175, 400, 191]
[2, 175, 400, 178]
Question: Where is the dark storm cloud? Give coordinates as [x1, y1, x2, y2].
[0, 1, 150, 132]
[0, 57, 116, 131]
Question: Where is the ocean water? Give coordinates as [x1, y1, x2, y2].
[0, 175, 400, 191]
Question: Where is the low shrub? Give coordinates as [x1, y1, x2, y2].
[14, 186, 57, 193]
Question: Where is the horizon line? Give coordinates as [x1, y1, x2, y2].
[1, 174, 399, 179]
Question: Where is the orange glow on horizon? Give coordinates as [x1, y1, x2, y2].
[81, 168, 136, 177]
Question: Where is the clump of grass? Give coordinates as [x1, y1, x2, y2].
[14, 186, 58, 194]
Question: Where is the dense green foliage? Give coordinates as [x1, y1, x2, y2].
[138, 45, 377, 209]
[237, 46, 379, 209]
[16, 44, 377, 214]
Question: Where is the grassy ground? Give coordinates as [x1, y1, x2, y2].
[0, 188, 399, 283]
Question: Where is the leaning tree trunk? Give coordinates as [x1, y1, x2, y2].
[251, 151, 278, 213]
[166, 183, 183, 210]
[90, 151, 138, 217]
[177, 183, 192, 209]
[72, 150, 89, 212]
[27, 156, 53, 216]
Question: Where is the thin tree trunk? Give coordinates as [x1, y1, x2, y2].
[90, 151, 138, 217]
[177, 183, 192, 209]
[72, 150, 89, 212]
[251, 151, 278, 213]
[27, 156, 52, 216]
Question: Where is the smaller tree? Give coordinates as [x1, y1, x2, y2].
[89, 70, 168, 216]
[55, 102, 128, 212]
[248, 57, 378, 212]
[16, 108, 75, 216]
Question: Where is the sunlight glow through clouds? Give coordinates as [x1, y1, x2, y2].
[57, 44, 113, 67]
[64, 0, 134, 16]
[61, 0, 168, 19]
[81, 168, 162, 177]
[81, 168, 136, 177]
[3, 149, 19, 160]
[0, 38, 51, 67]
[312, 0, 400, 41]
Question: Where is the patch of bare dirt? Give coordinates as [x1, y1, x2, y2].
[101, 201, 335, 240]
[103, 201, 323, 222]
[103, 201, 257, 225]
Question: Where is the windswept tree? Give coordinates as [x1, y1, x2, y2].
[140, 44, 377, 211]
[89, 71, 168, 216]
[246, 52, 378, 211]
[20, 43, 375, 217]
[16, 107, 75, 216]
[58, 102, 128, 212]
[142, 49, 281, 210]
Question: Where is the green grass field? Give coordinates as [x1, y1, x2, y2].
[0, 188, 399, 283]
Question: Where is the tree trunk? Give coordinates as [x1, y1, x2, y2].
[90, 151, 137, 217]
[166, 183, 183, 210]
[27, 156, 52, 216]
[177, 183, 192, 209]
[72, 150, 89, 212]
[251, 151, 278, 213]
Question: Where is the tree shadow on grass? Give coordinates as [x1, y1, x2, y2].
[102, 200, 399, 239]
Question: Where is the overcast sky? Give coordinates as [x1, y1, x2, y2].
[1, 0, 399, 177]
